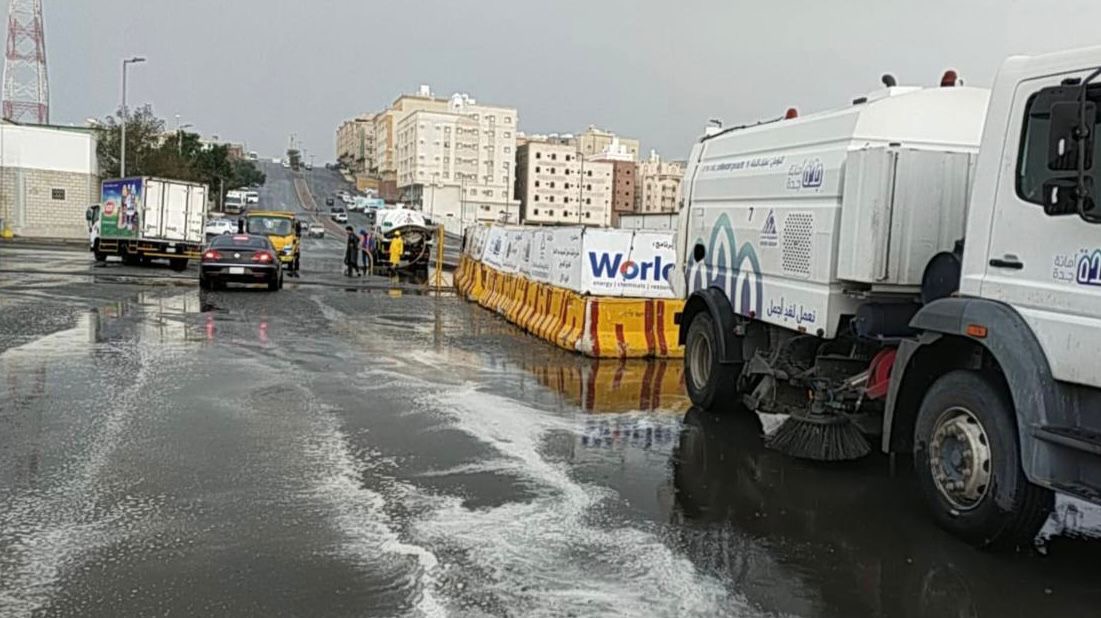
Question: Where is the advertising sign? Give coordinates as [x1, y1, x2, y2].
[529, 229, 554, 283]
[500, 228, 525, 274]
[549, 227, 584, 292]
[518, 229, 534, 278]
[582, 229, 676, 298]
[481, 226, 508, 269]
[100, 177, 144, 240]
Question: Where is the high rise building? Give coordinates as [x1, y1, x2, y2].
[515, 138, 613, 227]
[395, 93, 519, 228]
[578, 126, 639, 161]
[636, 150, 685, 213]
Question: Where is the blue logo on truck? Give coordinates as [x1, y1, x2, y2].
[688, 213, 763, 317]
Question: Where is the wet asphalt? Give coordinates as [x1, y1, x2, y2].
[2, 168, 1100, 618]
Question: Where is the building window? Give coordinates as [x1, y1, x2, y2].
[565, 154, 572, 161]
[548, 196, 555, 203]
[586, 184, 592, 191]
[549, 181, 555, 189]
[563, 197, 570, 204]
[505, 116, 512, 124]
[51, 188, 65, 200]
[587, 170, 593, 177]
[586, 198, 592, 205]
[550, 168, 555, 174]
[504, 146, 511, 154]
[586, 212, 592, 219]
[534, 195, 540, 202]
[551, 153, 557, 161]
[536, 152, 541, 159]
[533, 208, 539, 215]
[503, 132, 511, 138]
[535, 180, 540, 187]
[535, 166, 540, 173]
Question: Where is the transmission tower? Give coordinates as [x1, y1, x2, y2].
[2, 0, 48, 124]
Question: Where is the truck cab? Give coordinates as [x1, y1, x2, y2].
[242, 210, 302, 272]
[673, 46, 1101, 549]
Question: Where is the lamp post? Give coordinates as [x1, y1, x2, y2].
[120, 56, 146, 177]
[175, 116, 193, 157]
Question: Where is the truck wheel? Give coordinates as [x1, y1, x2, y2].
[684, 311, 738, 411]
[913, 370, 1053, 549]
[169, 258, 188, 271]
[121, 252, 140, 266]
[92, 240, 107, 262]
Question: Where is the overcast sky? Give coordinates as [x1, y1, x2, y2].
[46, 0, 1101, 161]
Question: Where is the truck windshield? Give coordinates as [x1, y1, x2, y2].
[246, 216, 293, 236]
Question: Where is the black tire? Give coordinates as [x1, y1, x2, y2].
[913, 370, 1053, 549]
[169, 258, 188, 271]
[92, 240, 108, 262]
[199, 274, 212, 290]
[121, 252, 141, 266]
[683, 311, 739, 411]
[267, 272, 281, 291]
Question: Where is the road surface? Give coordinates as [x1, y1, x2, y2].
[2, 219, 1100, 616]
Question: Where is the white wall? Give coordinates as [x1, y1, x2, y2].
[1, 124, 97, 175]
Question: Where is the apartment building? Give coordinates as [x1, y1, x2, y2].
[374, 86, 450, 180]
[515, 139, 613, 227]
[590, 137, 637, 226]
[395, 93, 519, 228]
[636, 151, 685, 213]
[578, 125, 640, 161]
[335, 114, 376, 174]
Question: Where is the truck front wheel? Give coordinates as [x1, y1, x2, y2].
[684, 311, 738, 411]
[92, 240, 107, 263]
[913, 370, 1053, 549]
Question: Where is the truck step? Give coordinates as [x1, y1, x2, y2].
[1034, 426, 1101, 457]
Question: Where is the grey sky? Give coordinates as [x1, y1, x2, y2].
[47, 0, 1101, 162]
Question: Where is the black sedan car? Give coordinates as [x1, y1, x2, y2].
[199, 233, 283, 291]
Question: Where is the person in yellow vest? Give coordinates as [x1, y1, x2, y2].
[388, 231, 404, 275]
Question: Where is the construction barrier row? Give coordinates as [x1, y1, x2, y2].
[454, 248, 684, 359]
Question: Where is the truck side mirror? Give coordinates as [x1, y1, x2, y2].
[85, 207, 94, 222]
[1048, 100, 1095, 171]
[1043, 177, 1094, 216]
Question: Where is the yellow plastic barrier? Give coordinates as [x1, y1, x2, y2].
[454, 257, 685, 359]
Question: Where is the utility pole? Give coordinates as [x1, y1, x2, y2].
[120, 56, 146, 177]
[2, 0, 50, 124]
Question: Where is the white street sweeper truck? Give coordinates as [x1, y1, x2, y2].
[673, 46, 1101, 548]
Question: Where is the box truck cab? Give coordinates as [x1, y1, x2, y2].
[673, 46, 1101, 548]
[242, 210, 301, 272]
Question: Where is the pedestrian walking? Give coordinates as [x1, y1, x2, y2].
[388, 231, 404, 276]
[344, 226, 362, 277]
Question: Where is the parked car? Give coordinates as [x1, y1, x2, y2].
[204, 218, 238, 238]
[325, 197, 334, 206]
[199, 233, 283, 291]
[307, 224, 326, 238]
[333, 212, 348, 224]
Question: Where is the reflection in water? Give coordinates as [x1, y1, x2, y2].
[524, 357, 689, 414]
[671, 407, 1101, 618]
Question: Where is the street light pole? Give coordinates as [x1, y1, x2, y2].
[120, 56, 146, 177]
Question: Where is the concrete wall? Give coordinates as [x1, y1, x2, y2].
[0, 124, 99, 240]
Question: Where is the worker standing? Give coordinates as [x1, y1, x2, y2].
[359, 228, 373, 274]
[388, 231, 404, 276]
[344, 226, 362, 277]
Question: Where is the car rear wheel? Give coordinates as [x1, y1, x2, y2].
[684, 311, 739, 411]
[913, 370, 1054, 549]
[169, 258, 188, 271]
[199, 273, 212, 290]
[268, 272, 282, 291]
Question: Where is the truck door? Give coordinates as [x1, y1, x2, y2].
[142, 179, 164, 239]
[162, 182, 189, 241]
[983, 73, 1101, 388]
[185, 185, 207, 244]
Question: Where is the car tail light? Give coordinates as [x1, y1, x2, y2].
[252, 251, 274, 263]
[202, 250, 222, 261]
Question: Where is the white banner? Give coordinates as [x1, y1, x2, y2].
[500, 228, 525, 274]
[549, 227, 584, 292]
[529, 229, 554, 283]
[481, 226, 508, 269]
[581, 229, 676, 298]
[517, 229, 534, 278]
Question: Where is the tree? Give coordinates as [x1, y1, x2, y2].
[94, 105, 266, 204]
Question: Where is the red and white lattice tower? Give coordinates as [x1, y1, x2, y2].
[1, 0, 48, 124]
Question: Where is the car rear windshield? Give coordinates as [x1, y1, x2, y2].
[211, 234, 270, 249]
[246, 216, 294, 236]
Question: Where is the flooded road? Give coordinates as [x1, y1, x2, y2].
[1, 252, 1100, 617]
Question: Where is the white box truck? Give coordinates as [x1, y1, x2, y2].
[86, 177, 208, 270]
[673, 46, 1101, 548]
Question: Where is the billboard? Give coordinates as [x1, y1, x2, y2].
[581, 229, 676, 298]
[100, 177, 144, 239]
[549, 227, 584, 292]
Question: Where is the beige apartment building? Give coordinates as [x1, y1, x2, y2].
[395, 93, 519, 229]
[335, 114, 376, 174]
[515, 139, 613, 227]
[636, 151, 685, 213]
[578, 125, 640, 161]
[374, 86, 451, 179]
